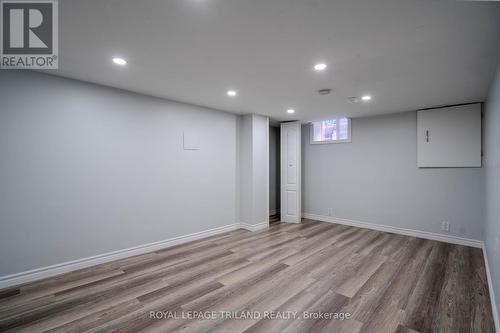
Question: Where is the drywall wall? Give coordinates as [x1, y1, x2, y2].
[237, 114, 269, 228]
[484, 60, 500, 325]
[0, 71, 238, 276]
[252, 115, 269, 225]
[269, 126, 280, 214]
[238, 115, 254, 225]
[302, 111, 484, 240]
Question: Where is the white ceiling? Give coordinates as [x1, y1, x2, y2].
[51, 0, 500, 122]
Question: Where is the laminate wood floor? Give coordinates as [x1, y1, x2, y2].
[0, 219, 495, 333]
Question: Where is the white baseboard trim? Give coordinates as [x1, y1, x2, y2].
[240, 221, 269, 232]
[269, 209, 280, 216]
[302, 213, 483, 248]
[0, 223, 241, 290]
[482, 245, 500, 332]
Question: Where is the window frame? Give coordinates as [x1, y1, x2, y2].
[309, 118, 352, 145]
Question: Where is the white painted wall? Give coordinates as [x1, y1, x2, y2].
[253, 115, 269, 225]
[0, 71, 238, 276]
[484, 60, 500, 326]
[269, 126, 280, 214]
[238, 115, 254, 225]
[302, 111, 484, 240]
[237, 114, 269, 228]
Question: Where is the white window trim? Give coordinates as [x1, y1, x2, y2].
[309, 118, 352, 145]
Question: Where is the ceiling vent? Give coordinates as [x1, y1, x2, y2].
[318, 89, 331, 95]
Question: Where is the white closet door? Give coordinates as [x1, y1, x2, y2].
[280, 121, 301, 223]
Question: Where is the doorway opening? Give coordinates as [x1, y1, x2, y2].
[269, 124, 280, 225]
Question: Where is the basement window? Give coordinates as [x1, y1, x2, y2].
[310, 118, 351, 144]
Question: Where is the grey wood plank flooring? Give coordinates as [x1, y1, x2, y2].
[0, 219, 495, 333]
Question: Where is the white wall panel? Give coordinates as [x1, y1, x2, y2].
[417, 104, 481, 167]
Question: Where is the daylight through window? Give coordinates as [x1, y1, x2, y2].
[310, 118, 351, 144]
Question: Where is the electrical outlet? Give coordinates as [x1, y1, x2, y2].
[441, 221, 450, 232]
[327, 208, 333, 216]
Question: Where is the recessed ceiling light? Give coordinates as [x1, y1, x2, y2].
[227, 90, 237, 97]
[287, 108, 295, 114]
[314, 63, 327, 71]
[361, 95, 372, 101]
[112, 57, 127, 66]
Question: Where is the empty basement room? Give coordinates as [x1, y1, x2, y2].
[1, 1, 500, 333]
